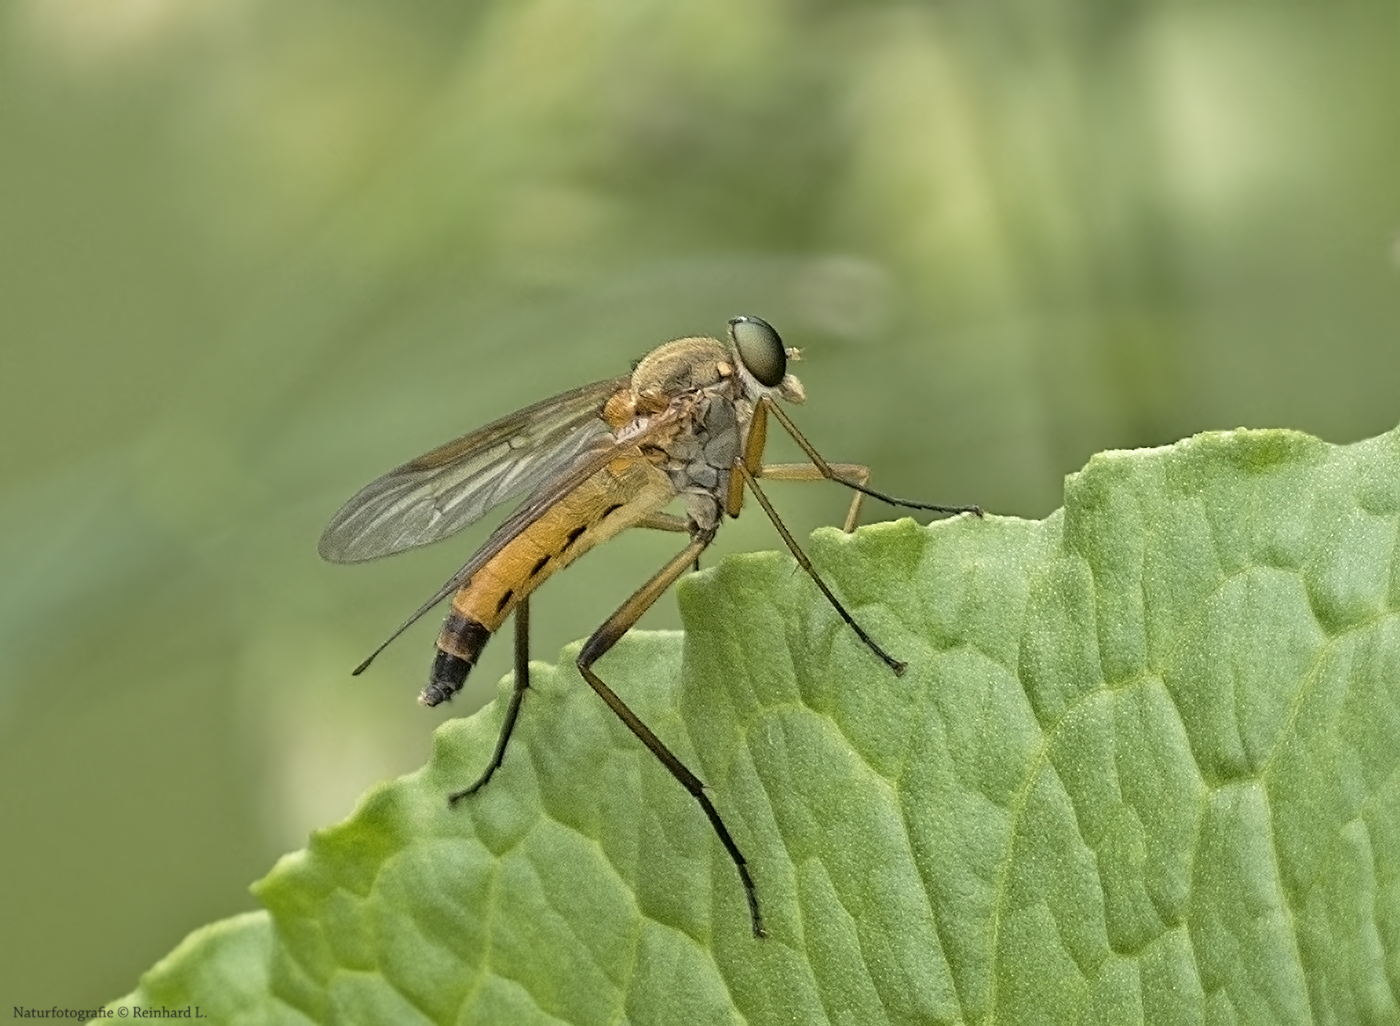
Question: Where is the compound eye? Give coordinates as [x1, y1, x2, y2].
[728, 315, 786, 387]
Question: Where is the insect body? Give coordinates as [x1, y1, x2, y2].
[320, 316, 980, 938]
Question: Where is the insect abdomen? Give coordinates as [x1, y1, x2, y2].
[420, 613, 492, 706]
[419, 456, 675, 706]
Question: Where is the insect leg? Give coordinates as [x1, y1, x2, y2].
[351, 573, 464, 676]
[636, 511, 704, 573]
[635, 512, 690, 532]
[577, 528, 766, 939]
[734, 459, 907, 677]
[448, 597, 532, 804]
[754, 462, 872, 532]
[763, 398, 983, 520]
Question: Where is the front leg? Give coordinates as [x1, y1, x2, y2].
[753, 461, 872, 531]
[763, 398, 983, 526]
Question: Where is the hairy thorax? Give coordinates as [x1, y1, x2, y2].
[602, 335, 755, 533]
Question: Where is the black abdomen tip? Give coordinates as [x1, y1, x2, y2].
[420, 650, 473, 707]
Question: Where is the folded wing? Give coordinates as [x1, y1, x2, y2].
[318, 376, 629, 563]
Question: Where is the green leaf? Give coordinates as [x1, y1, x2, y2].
[105, 425, 1400, 1025]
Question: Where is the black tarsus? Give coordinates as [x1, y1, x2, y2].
[448, 598, 532, 802]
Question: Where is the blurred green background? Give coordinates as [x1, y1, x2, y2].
[2, 0, 1397, 1007]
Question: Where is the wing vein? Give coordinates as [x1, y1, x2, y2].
[319, 376, 628, 563]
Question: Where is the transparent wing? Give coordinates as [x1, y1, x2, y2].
[319, 376, 629, 563]
[344, 403, 687, 673]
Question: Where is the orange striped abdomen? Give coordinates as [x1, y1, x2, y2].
[419, 455, 676, 706]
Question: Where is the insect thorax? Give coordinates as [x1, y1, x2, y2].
[651, 388, 745, 531]
[626, 334, 765, 532]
